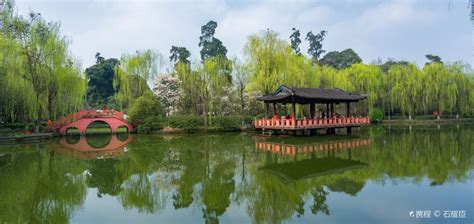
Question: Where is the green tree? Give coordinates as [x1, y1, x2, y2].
[306, 30, 327, 63]
[321, 48, 362, 69]
[169, 46, 191, 66]
[114, 49, 162, 110]
[128, 92, 164, 125]
[85, 53, 120, 108]
[425, 54, 442, 65]
[0, 7, 85, 123]
[198, 20, 228, 61]
[290, 27, 302, 55]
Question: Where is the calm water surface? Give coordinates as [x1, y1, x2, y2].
[0, 126, 473, 224]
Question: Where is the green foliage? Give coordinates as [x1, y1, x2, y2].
[169, 46, 191, 65]
[425, 54, 442, 65]
[114, 49, 161, 109]
[167, 115, 205, 131]
[290, 28, 302, 55]
[306, 30, 327, 62]
[321, 48, 362, 69]
[128, 92, 164, 125]
[209, 116, 241, 131]
[370, 108, 384, 122]
[142, 116, 164, 132]
[0, 6, 85, 123]
[199, 20, 228, 61]
[85, 53, 119, 108]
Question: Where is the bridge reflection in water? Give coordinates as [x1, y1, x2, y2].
[255, 137, 371, 183]
[57, 133, 132, 160]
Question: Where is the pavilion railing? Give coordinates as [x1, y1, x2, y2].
[254, 116, 370, 129]
[255, 139, 371, 155]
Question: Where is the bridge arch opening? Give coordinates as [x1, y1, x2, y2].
[86, 120, 112, 135]
[116, 125, 129, 133]
[65, 127, 80, 135]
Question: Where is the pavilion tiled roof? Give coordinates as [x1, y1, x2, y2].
[257, 85, 367, 104]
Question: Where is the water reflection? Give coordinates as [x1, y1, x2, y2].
[0, 126, 472, 223]
[57, 133, 132, 160]
[255, 138, 371, 184]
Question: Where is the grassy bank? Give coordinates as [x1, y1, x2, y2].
[380, 118, 474, 126]
[135, 115, 254, 134]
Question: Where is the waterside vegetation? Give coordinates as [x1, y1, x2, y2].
[0, 1, 473, 134]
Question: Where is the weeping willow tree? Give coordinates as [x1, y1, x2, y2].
[203, 56, 233, 115]
[114, 50, 162, 110]
[384, 64, 423, 119]
[244, 30, 291, 95]
[423, 63, 459, 118]
[0, 4, 85, 123]
[345, 64, 382, 114]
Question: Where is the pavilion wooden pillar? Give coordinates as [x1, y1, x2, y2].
[292, 95, 296, 119]
[273, 103, 277, 117]
[330, 103, 335, 134]
[265, 103, 269, 118]
[325, 104, 329, 118]
[346, 102, 352, 134]
[330, 103, 334, 118]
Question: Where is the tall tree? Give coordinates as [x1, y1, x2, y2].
[198, 20, 228, 61]
[169, 46, 190, 66]
[306, 30, 327, 63]
[425, 54, 442, 65]
[290, 28, 301, 55]
[114, 49, 162, 110]
[321, 48, 362, 69]
[85, 53, 119, 108]
[0, 9, 85, 123]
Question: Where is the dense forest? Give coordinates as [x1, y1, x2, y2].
[0, 1, 473, 128]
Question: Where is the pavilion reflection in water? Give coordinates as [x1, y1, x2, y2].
[256, 137, 371, 183]
[56, 133, 132, 160]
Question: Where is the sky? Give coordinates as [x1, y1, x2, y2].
[14, 0, 473, 69]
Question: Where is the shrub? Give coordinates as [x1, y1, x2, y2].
[143, 116, 164, 131]
[242, 115, 256, 126]
[137, 125, 152, 134]
[167, 115, 205, 131]
[370, 107, 384, 122]
[210, 116, 241, 131]
[128, 92, 164, 125]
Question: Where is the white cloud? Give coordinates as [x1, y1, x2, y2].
[15, 0, 472, 68]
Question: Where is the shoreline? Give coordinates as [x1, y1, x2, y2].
[380, 118, 474, 126]
[0, 133, 54, 144]
[1, 119, 472, 142]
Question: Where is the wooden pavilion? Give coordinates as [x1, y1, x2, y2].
[254, 85, 370, 135]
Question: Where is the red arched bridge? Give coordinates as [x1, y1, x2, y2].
[50, 109, 134, 135]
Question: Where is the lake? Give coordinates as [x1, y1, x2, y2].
[0, 125, 472, 224]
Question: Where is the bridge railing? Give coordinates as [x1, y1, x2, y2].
[50, 109, 127, 130]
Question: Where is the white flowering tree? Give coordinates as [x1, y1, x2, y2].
[153, 74, 180, 116]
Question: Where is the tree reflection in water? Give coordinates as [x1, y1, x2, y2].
[0, 126, 472, 223]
